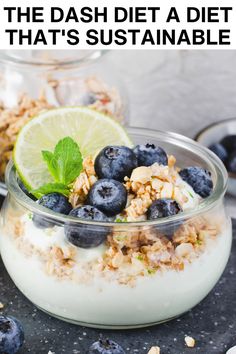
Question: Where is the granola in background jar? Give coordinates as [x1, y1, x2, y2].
[0, 50, 129, 182]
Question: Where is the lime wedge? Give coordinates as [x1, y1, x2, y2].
[13, 107, 132, 189]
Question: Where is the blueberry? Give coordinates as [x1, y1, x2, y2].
[95, 146, 138, 182]
[133, 144, 168, 167]
[87, 179, 127, 217]
[0, 315, 24, 354]
[147, 199, 182, 237]
[88, 339, 125, 354]
[220, 135, 236, 153]
[227, 150, 236, 173]
[179, 167, 213, 198]
[208, 143, 228, 164]
[147, 199, 182, 220]
[83, 92, 97, 105]
[65, 205, 109, 248]
[33, 193, 72, 229]
[18, 179, 37, 201]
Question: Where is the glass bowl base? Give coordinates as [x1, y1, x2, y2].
[36, 305, 181, 330]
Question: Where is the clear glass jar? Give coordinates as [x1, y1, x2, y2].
[0, 50, 129, 190]
[0, 128, 232, 329]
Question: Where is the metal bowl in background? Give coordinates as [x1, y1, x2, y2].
[195, 118, 236, 197]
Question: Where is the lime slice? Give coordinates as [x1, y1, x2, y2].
[14, 107, 132, 189]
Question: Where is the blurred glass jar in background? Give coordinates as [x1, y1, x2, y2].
[0, 50, 129, 186]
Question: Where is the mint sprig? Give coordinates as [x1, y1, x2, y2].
[31, 137, 83, 199]
[42, 137, 83, 185]
[31, 183, 70, 199]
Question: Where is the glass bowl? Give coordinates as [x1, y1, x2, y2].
[0, 128, 232, 329]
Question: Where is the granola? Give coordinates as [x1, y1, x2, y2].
[0, 93, 53, 180]
[69, 156, 97, 207]
[185, 336, 196, 348]
[5, 207, 220, 286]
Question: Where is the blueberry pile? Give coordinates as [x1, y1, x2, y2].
[209, 134, 236, 174]
[20, 143, 214, 249]
[0, 315, 24, 354]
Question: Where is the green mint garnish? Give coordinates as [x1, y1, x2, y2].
[31, 183, 70, 199]
[31, 137, 83, 199]
[188, 191, 194, 198]
[42, 137, 83, 185]
[195, 239, 202, 246]
[136, 255, 143, 261]
[147, 269, 156, 275]
[115, 217, 128, 223]
[28, 213, 33, 220]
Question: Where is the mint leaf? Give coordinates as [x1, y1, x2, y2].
[42, 150, 54, 164]
[31, 183, 70, 199]
[42, 150, 58, 181]
[42, 137, 83, 185]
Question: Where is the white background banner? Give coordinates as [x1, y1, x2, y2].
[0, 0, 236, 49]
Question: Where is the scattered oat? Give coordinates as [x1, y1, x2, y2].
[185, 336, 196, 348]
[0, 302, 4, 309]
[148, 346, 160, 354]
[48, 351, 55, 354]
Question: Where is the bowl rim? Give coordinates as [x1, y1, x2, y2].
[195, 117, 236, 180]
[5, 127, 228, 229]
[0, 50, 108, 69]
[195, 117, 236, 141]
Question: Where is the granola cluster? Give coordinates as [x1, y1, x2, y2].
[69, 155, 197, 222]
[99, 215, 219, 283]
[0, 93, 53, 180]
[69, 156, 98, 207]
[124, 155, 190, 221]
[5, 206, 220, 286]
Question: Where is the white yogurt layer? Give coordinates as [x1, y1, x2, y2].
[22, 215, 106, 262]
[0, 217, 232, 327]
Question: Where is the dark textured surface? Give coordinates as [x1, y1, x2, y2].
[0, 203, 235, 354]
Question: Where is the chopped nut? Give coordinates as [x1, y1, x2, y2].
[175, 243, 194, 258]
[130, 166, 152, 184]
[0, 302, 4, 309]
[185, 336, 195, 348]
[148, 346, 160, 354]
[69, 158, 97, 208]
[151, 178, 163, 191]
[160, 182, 173, 198]
[168, 154, 176, 167]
